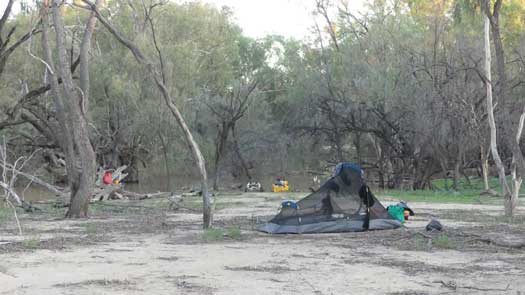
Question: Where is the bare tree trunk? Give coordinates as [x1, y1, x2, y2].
[157, 131, 171, 191]
[212, 122, 230, 191]
[354, 132, 362, 166]
[480, 145, 490, 191]
[484, 0, 522, 216]
[83, 1, 212, 227]
[452, 147, 464, 191]
[79, 0, 102, 113]
[438, 157, 449, 190]
[483, 10, 511, 202]
[231, 123, 252, 181]
[508, 107, 525, 215]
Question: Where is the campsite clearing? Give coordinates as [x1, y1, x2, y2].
[0, 192, 524, 295]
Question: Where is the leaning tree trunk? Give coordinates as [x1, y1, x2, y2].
[85, 1, 213, 227]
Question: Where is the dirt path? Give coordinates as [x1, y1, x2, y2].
[1, 193, 524, 294]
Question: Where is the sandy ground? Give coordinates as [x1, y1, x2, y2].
[1, 192, 524, 295]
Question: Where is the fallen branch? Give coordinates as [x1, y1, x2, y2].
[469, 237, 525, 249]
[433, 280, 510, 292]
[409, 229, 525, 249]
[0, 161, 66, 197]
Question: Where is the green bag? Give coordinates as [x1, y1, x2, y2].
[387, 205, 405, 223]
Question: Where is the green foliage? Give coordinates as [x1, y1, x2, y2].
[226, 226, 241, 240]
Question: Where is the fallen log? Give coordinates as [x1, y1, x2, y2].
[469, 236, 525, 249]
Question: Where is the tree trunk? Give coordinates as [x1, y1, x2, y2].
[212, 122, 230, 191]
[483, 9, 511, 204]
[480, 145, 490, 191]
[452, 147, 464, 191]
[483, 0, 522, 216]
[231, 123, 252, 181]
[50, 0, 97, 217]
[354, 132, 362, 166]
[41, 0, 98, 218]
[86, 2, 213, 227]
[438, 157, 449, 190]
[157, 131, 171, 191]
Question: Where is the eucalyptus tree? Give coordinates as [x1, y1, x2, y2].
[39, 0, 102, 217]
[204, 37, 271, 190]
[482, 0, 525, 216]
[81, 0, 217, 227]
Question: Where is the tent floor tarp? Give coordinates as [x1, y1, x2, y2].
[258, 218, 402, 234]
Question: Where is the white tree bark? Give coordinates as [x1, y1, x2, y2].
[484, 12, 511, 200]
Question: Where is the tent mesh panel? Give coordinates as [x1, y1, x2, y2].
[269, 164, 394, 227]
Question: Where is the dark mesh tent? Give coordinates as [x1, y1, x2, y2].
[258, 163, 402, 234]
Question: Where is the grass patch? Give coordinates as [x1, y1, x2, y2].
[215, 201, 246, 210]
[202, 226, 242, 242]
[433, 234, 457, 249]
[437, 209, 525, 225]
[202, 228, 224, 242]
[430, 176, 522, 192]
[377, 189, 500, 204]
[226, 226, 241, 240]
[22, 237, 40, 249]
[432, 233, 463, 249]
[494, 215, 525, 224]
[375, 176, 525, 205]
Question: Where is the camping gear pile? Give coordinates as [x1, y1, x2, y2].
[426, 219, 443, 231]
[258, 163, 402, 234]
[272, 179, 290, 193]
[387, 201, 415, 223]
[245, 181, 263, 192]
